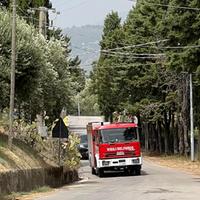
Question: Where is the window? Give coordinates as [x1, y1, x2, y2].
[100, 127, 138, 143]
[80, 135, 88, 143]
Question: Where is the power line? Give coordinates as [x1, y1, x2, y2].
[17, 6, 62, 33]
[100, 39, 169, 52]
[72, 40, 168, 54]
[60, 0, 89, 12]
[17, 5, 31, 17]
[162, 45, 200, 49]
[130, 0, 200, 11]
[75, 50, 164, 59]
[101, 51, 165, 56]
[72, 41, 200, 57]
[72, 45, 99, 53]
[101, 52, 164, 60]
[101, 42, 200, 54]
[92, 62, 163, 70]
[147, 2, 200, 11]
[76, 61, 164, 70]
[56, 0, 88, 10]
[17, 5, 200, 61]
[72, 41, 200, 61]
[56, 0, 71, 7]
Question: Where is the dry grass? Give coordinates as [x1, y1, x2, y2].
[1, 186, 53, 200]
[145, 154, 200, 175]
[0, 135, 54, 199]
[0, 135, 48, 172]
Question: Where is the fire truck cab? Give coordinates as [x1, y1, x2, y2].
[87, 122, 142, 177]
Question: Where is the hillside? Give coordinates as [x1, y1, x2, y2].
[0, 135, 49, 172]
[63, 25, 103, 72]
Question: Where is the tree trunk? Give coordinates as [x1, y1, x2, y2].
[163, 110, 171, 154]
[172, 113, 178, 154]
[181, 75, 190, 157]
[173, 118, 179, 154]
[109, 112, 113, 123]
[164, 128, 169, 154]
[104, 112, 109, 121]
[152, 123, 157, 152]
[149, 123, 154, 152]
[144, 123, 149, 152]
[198, 128, 200, 161]
[178, 114, 184, 155]
[157, 120, 162, 154]
[18, 102, 21, 120]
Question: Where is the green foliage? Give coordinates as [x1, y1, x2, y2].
[75, 79, 100, 116]
[0, 10, 45, 107]
[0, 109, 9, 133]
[0, 6, 83, 168]
[63, 133, 81, 170]
[0, 9, 85, 122]
[0, 111, 81, 169]
[165, 0, 200, 73]
[103, 11, 121, 37]
[91, 0, 200, 155]
[17, 0, 52, 16]
[92, 12, 125, 120]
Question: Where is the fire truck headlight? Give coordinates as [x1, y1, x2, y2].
[132, 158, 140, 164]
[102, 161, 110, 166]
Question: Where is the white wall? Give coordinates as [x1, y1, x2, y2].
[68, 116, 104, 135]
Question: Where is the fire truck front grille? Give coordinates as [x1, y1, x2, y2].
[105, 152, 135, 158]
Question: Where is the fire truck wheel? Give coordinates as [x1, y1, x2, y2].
[124, 168, 130, 176]
[134, 168, 141, 176]
[129, 167, 135, 176]
[91, 167, 96, 175]
[97, 168, 104, 178]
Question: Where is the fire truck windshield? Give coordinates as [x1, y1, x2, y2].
[100, 127, 138, 143]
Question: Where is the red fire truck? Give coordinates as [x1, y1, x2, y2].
[87, 122, 142, 177]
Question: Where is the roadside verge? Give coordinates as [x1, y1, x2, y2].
[145, 155, 200, 176]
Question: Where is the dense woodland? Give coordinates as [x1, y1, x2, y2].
[0, 1, 86, 124]
[92, 0, 200, 157]
[1, 0, 200, 158]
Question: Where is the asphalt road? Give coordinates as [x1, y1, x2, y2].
[35, 160, 200, 200]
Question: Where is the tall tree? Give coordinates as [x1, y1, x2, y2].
[92, 12, 125, 121]
[91, 0, 200, 156]
[0, 9, 85, 123]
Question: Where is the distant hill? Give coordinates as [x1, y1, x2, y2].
[63, 25, 103, 72]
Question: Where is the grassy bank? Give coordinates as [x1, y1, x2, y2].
[0, 186, 52, 200]
[145, 154, 200, 176]
[0, 134, 49, 172]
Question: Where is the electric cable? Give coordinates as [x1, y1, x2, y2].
[130, 0, 200, 11]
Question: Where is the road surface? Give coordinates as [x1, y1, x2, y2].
[35, 160, 200, 200]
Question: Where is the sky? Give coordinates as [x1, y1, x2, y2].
[49, 0, 134, 29]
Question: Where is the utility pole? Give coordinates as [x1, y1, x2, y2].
[29, 7, 59, 37]
[39, 7, 48, 37]
[8, 0, 17, 149]
[190, 73, 195, 162]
